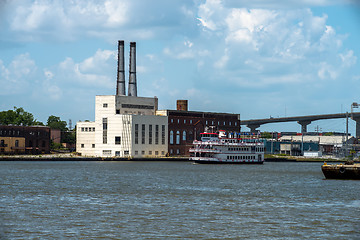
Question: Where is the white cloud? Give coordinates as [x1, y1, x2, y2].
[42, 69, 62, 100]
[0, 53, 36, 95]
[339, 50, 357, 68]
[58, 55, 114, 88]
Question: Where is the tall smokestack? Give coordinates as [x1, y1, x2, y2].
[116, 40, 126, 96]
[128, 42, 137, 97]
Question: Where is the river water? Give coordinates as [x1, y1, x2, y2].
[0, 161, 359, 239]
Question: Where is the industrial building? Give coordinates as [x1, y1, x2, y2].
[76, 41, 167, 158]
[0, 125, 50, 154]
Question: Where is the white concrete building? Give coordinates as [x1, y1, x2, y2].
[76, 95, 168, 158]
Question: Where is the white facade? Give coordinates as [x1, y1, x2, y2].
[76, 95, 168, 158]
[76, 122, 96, 156]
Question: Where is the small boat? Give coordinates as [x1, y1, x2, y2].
[321, 161, 360, 179]
[189, 130, 264, 164]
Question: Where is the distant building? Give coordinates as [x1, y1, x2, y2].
[0, 125, 50, 154]
[50, 129, 61, 144]
[156, 100, 240, 156]
[279, 135, 354, 155]
[76, 95, 168, 158]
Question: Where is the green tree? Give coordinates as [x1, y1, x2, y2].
[0, 107, 40, 126]
[47, 115, 68, 131]
[261, 132, 273, 139]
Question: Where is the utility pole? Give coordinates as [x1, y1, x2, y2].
[345, 112, 349, 157]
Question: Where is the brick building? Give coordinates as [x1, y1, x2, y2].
[156, 100, 240, 156]
[0, 125, 51, 154]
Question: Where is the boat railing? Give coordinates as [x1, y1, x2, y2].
[189, 148, 221, 153]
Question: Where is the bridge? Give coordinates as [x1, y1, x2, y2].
[241, 112, 360, 137]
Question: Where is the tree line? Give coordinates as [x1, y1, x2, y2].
[0, 107, 75, 145]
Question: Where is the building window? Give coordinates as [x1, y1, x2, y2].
[81, 128, 84, 132]
[81, 144, 84, 148]
[224, 121, 226, 125]
[218, 121, 220, 125]
[115, 151, 120, 156]
[212, 121, 214, 125]
[190, 120, 192, 124]
[15, 140, 19, 147]
[230, 122, 232, 126]
[92, 144, 95, 148]
[206, 120, 208, 125]
[93, 128, 95, 131]
[184, 119, 186, 124]
[176, 149, 180, 155]
[135, 124, 139, 144]
[115, 136, 121, 145]
[116, 109, 120, 114]
[235, 122, 237, 126]
[155, 125, 159, 145]
[155, 151, 159, 155]
[183, 131, 186, 141]
[149, 151, 152, 155]
[103, 150, 111, 155]
[177, 119, 179, 124]
[162, 125, 165, 145]
[170, 149, 173, 154]
[149, 124, 153, 144]
[103, 118, 108, 144]
[171, 119, 173, 123]
[103, 103, 108, 108]
[176, 131, 180, 144]
[135, 151, 138, 155]
[142, 124, 145, 144]
[85, 127, 88, 132]
[170, 131, 174, 145]
[162, 151, 165, 155]
[141, 150, 145, 155]
[124, 150, 129, 155]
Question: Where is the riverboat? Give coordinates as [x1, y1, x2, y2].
[321, 161, 360, 180]
[189, 130, 264, 164]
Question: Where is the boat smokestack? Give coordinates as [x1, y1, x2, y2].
[116, 40, 126, 96]
[128, 42, 137, 97]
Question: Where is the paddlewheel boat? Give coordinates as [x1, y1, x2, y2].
[189, 130, 265, 164]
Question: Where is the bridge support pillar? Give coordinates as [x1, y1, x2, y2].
[352, 117, 360, 138]
[247, 124, 261, 133]
[297, 120, 311, 134]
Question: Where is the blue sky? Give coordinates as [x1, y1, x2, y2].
[0, 0, 359, 134]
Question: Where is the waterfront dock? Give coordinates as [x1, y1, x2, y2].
[0, 153, 189, 161]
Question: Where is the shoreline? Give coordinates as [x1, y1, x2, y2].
[0, 153, 358, 163]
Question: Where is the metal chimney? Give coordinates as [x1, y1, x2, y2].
[116, 40, 126, 96]
[128, 42, 137, 97]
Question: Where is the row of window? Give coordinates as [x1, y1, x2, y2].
[227, 155, 257, 160]
[0, 130, 20, 136]
[170, 119, 238, 126]
[169, 130, 192, 144]
[102, 150, 165, 156]
[135, 124, 166, 145]
[228, 147, 250, 152]
[228, 147, 264, 152]
[81, 127, 95, 132]
[0, 130, 46, 136]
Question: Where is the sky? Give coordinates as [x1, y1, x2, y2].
[0, 0, 360, 134]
